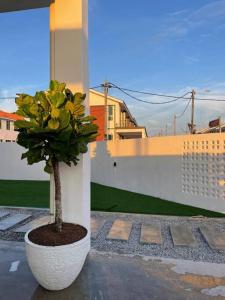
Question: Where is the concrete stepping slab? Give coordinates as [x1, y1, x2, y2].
[0, 212, 9, 219]
[170, 224, 197, 247]
[14, 215, 52, 233]
[107, 219, 132, 241]
[91, 217, 105, 239]
[200, 226, 225, 250]
[0, 214, 31, 231]
[140, 224, 162, 245]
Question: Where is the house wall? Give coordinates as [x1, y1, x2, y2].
[90, 134, 225, 213]
[0, 119, 18, 142]
[89, 90, 136, 141]
[90, 105, 105, 141]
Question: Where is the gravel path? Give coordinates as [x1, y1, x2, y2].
[1, 207, 225, 264]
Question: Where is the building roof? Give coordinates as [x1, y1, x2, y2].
[0, 110, 23, 121]
[196, 124, 225, 134]
[0, 0, 51, 13]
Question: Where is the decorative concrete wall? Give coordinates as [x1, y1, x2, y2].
[90, 134, 225, 213]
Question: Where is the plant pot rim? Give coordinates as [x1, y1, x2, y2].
[25, 222, 89, 249]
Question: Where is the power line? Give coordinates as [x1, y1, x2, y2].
[112, 86, 191, 99]
[192, 97, 225, 102]
[2, 83, 225, 102]
[109, 83, 225, 102]
[176, 97, 192, 118]
[0, 96, 15, 100]
[0, 85, 102, 101]
[109, 82, 191, 105]
[90, 85, 102, 90]
[173, 97, 192, 135]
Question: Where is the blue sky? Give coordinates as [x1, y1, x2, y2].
[0, 0, 225, 135]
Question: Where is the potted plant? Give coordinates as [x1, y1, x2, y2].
[15, 80, 98, 291]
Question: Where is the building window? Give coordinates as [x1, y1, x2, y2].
[6, 121, 10, 130]
[104, 134, 113, 140]
[108, 105, 113, 121]
[6, 140, 11, 142]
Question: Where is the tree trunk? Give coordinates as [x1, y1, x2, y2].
[52, 160, 62, 232]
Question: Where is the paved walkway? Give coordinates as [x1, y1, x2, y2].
[1, 240, 225, 300]
[1, 208, 225, 263]
[1, 209, 225, 299]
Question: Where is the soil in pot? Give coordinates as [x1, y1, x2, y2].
[28, 223, 87, 246]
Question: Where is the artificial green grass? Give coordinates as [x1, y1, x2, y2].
[0, 180, 224, 217]
[91, 183, 225, 217]
[0, 180, 49, 208]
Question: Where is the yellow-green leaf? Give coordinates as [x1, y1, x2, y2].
[51, 107, 60, 118]
[48, 119, 60, 130]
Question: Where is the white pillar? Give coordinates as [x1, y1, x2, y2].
[50, 0, 90, 232]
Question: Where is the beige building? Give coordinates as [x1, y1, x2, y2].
[0, 110, 23, 142]
[89, 89, 148, 141]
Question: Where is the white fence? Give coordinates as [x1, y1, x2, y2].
[0, 133, 225, 213]
[90, 134, 225, 213]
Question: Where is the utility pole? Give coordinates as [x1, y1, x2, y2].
[102, 81, 112, 140]
[165, 124, 168, 136]
[173, 114, 176, 136]
[190, 89, 195, 134]
[160, 128, 163, 136]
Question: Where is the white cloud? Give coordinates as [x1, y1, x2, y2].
[151, 1, 225, 44]
[189, 0, 225, 27]
[185, 56, 200, 64]
[168, 10, 188, 17]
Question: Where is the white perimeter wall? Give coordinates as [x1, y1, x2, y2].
[1, 133, 225, 213]
[0, 143, 49, 180]
[90, 134, 225, 213]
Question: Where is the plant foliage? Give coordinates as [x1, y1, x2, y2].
[15, 80, 98, 173]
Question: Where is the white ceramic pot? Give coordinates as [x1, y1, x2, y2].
[24, 225, 90, 291]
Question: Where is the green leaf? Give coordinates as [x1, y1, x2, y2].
[49, 80, 66, 92]
[59, 109, 70, 129]
[55, 124, 72, 141]
[80, 115, 96, 122]
[51, 107, 60, 118]
[16, 109, 27, 117]
[29, 103, 39, 116]
[74, 93, 86, 103]
[48, 119, 60, 130]
[16, 94, 33, 107]
[79, 123, 98, 135]
[14, 120, 37, 129]
[72, 104, 85, 117]
[65, 88, 74, 101]
[49, 92, 65, 108]
[44, 160, 53, 174]
[35, 92, 49, 111]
